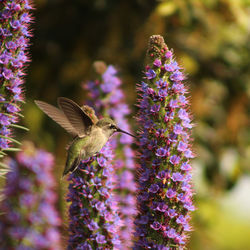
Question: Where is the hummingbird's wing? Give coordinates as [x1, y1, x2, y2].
[57, 97, 94, 137]
[35, 100, 78, 136]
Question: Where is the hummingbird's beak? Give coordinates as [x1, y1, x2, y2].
[116, 128, 137, 138]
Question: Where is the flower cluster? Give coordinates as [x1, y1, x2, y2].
[134, 35, 195, 249]
[0, 0, 33, 154]
[0, 142, 62, 249]
[85, 62, 136, 248]
[67, 142, 122, 249]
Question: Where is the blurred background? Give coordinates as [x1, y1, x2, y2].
[9, 0, 250, 249]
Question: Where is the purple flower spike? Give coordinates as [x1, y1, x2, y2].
[0, 143, 62, 249]
[135, 35, 195, 249]
[83, 62, 136, 248]
[0, 0, 33, 156]
[67, 142, 121, 249]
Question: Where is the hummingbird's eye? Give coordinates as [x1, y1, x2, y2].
[109, 124, 116, 130]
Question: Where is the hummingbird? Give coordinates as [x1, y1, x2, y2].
[35, 97, 136, 176]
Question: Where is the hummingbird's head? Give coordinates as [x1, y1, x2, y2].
[97, 117, 136, 139]
[96, 118, 117, 138]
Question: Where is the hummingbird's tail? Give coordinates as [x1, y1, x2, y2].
[62, 155, 81, 177]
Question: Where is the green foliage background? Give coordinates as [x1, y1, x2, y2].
[12, 0, 250, 249]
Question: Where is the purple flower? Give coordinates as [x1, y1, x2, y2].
[158, 89, 168, 98]
[148, 184, 159, 193]
[157, 202, 168, 212]
[156, 79, 167, 89]
[156, 147, 168, 157]
[145, 69, 156, 79]
[153, 59, 162, 67]
[150, 104, 160, 113]
[166, 188, 176, 198]
[166, 228, 176, 238]
[167, 209, 177, 218]
[165, 51, 173, 58]
[177, 141, 188, 152]
[97, 156, 107, 167]
[88, 220, 99, 231]
[176, 215, 187, 225]
[173, 124, 183, 135]
[171, 172, 184, 182]
[170, 70, 185, 81]
[178, 108, 189, 120]
[96, 234, 107, 244]
[150, 221, 161, 230]
[181, 162, 191, 171]
[169, 155, 181, 165]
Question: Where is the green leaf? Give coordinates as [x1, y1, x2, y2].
[9, 124, 29, 131]
[2, 148, 21, 152]
[0, 162, 9, 169]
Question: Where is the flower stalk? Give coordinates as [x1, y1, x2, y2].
[67, 116, 121, 248]
[85, 62, 137, 248]
[134, 35, 195, 249]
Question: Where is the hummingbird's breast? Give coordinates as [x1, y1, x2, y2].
[84, 126, 108, 158]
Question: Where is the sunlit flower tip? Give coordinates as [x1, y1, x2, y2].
[165, 51, 173, 59]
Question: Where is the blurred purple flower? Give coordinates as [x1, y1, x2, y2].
[0, 142, 62, 249]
